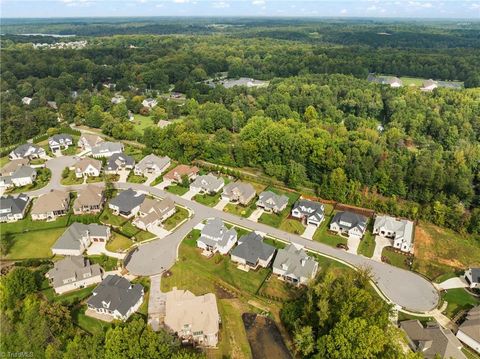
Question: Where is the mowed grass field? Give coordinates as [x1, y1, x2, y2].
[413, 221, 480, 281]
[132, 114, 156, 132]
[3, 227, 65, 259]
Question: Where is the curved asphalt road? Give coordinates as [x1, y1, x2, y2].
[21, 157, 439, 313]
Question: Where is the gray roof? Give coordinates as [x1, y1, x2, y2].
[198, 218, 237, 249]
[11, 166, 36, 179]
[231, 232, 275, 264]
[222, 181, 256, 203]
[292, 199, 324, 222]
[49, 133, 73, 144]
[106, 152, 135, 171]
[46, 256, 102, 289]
[400, 320, 466, 359]
[367, 73, 402, 86]
[458, 305, 480, 343]
[91, 142, 123, 156]
[273, 244, 318, 281]
[331, 211, 367, 233]
[470, 268, 480, 283]
[52, 222, 109, 251]
[257, 191, 289, 211]
[11, 144, 43, 158]
[110, 188, 145, 213]
[87, 275, 144, 316]
[374, 215, 414, 244]
[0, 194, 30, 215]
[191, 174, 224, 192]
[135, 154, 170, 172]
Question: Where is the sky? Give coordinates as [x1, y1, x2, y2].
[1, 0, 479, 19]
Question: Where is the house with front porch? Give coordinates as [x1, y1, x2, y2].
[373, 215, 415, 253]
[190, 174, 225, 194]
[256, 191, 289, 214]
[109, 188, 146, 218]
[31, 190, 70, 221]
[291, 199, 325, 227]
[11, 166, 37, 187]
[105, 152, 135, 174]
[51, 222, 110, 256]
[9, 144, 45, 160]
[133, 197, 176, 231]
[222, 181, 256, 206]
[86, 275, 144, 322]
[0, 194, 30, 223]
[272, 244, 319, 285]
[74, 158, 102, 178]
[49, 134, 73, 152]
[329, 211, 368, 240]
[134, 154, 171, 177]
[197, 217, 237, 255]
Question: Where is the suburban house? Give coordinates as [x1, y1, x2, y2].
[191, 174, 225, 194]
[329, 211, 368, 240]
[164, 164, 199, 184]
[134, 154, 171, 177]
[51, 222, 111, 256]
[142, 98, 158, 108]
[78, 134, 104, 151]
[367, 73, 403, 88]
[373, 215, 415, 253]
[105, 153, 135, 174]
[456, 306, 480, 354]
[46, 256, 104, 294]
[0, 194, 30, 223]
[86, 275, 144, 322]
[400, 320, 466, 359]
[221, 181, 256, 206]
[91, 142, 124, 158]
[291, 199, 325, 227]
[48, 133, 73, 151]
[22, 96, 32, 105]
[11, 166, 37, 187]
[0, 176, 13, 189]
[231, 232, 276, 270]
[197, 217, 237, 255]
[31, 189, 70, 221]
[464, 268, 480, 289]
[111, 95, 125, 104]
[272, 244, 319, 285]
[421, 79, 438, 91]
[0, 158, 29, 176]
[74, 158, 102, 178]
[9, 144, 45, 160]
[109, 188, 146, 218]
[73, 185, 104, 214]
[164, 288, 220, 347]
[256, 191, 289, 214]
[133, 197, 176, 231]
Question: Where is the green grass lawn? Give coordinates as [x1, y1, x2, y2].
[1, 214, 69, 233]
[124, 145, 145, 162]
[61, 169, 84, 185]
[258, 186, 300, 228]
[3, 227, 65, 259]
[279, 219, 305, 235]
[263, 237, 286, 249]
[165, 184, 189, 196]
[100, 208, 127, 227]
[357, 232, 375, 258]
[193, 192, 221, 207]
[259, 276, 299, 300]
[397, 312, 433, 325]
[381, 247, 411, 270]
[442, 288, 480, 319]
[163, 207, 189, 231]
[132, 114, 156, 133]
[0, 156, 9, 167]
[462, 347, 480, 359]
[106, 232, 134, 252]
[312, 216, 348, 248]
[127, 173, 147, 184]
[7, 168, 51, 194]
[62, 145, 80, 156]
[86, 176, 103, 184]
[72, 305, 112, 336]
[87, 255, 118, 271]
[223, 202, 254, 218]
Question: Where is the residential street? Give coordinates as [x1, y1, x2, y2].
[20, 158, 440, 313]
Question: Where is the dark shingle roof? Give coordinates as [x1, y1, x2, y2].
[0, 194, 29, 215]
[231, 232, 275, 264]
[110, 188, 145, 213]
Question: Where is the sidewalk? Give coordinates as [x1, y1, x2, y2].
[148, 274, 166, 332]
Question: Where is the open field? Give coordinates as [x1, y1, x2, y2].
[0, 156, 9, 167]
[381, 247, 411, 270]
[61, 169, 84, 185]
[132, 114, 156, 133]
[127, 173, 147, 184]
[413, 222, 480, 280]
[3, 227, 65, 259]
[357, 231, 375, 258]
[279, 218, 305, 235]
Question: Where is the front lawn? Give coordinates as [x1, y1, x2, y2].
[165, 184, 189, 196]
[193, 192, 221, 207]
[87, 254, 119, 271]
[100, 208, 127, 227]
[312, 220, 348, 248]
[381, 247, 411, 270]
[163, 207, 189, 231]
[442, 288, 480, 319]
[62, 145, 80, 156]
[279, 219, 305, 235]
[86, 176, 103, 184]
[105, 232, 134, 252]
[224, 202, 254, 218]
[61, 168, 84, 185]
[2, 227, 65, 259]
[357, 232, 376, 258]
[257, 186, 300, 228]
[127, 173, 147, 184]
[7, 168, 51, 194]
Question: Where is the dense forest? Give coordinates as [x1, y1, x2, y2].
[1, 20, 479, 236]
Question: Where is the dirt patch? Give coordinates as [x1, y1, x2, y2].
[415, 226, 464, 268]
[242, 313, 292, 359]
[216, 285, 236, 299]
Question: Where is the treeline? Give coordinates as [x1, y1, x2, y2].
[0, 266, 202, 359]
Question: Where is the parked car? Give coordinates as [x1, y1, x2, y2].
[336, 243, 349, 250]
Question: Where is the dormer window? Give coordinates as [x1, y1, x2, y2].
[102, 301, 111, 309]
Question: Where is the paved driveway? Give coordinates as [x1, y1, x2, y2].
[148, 275, 166, 332]
[117, 169, 130, 183]
[181, 188, 199, 200]
[347, 237, 361, 254]
[214, 198, 229, 210]
[437, 277, 468, 290]
[87, 242, 126, 259]
[248, 208, 264, 222]
[372, 235, 392, 262]
[301, 224, 317, 240]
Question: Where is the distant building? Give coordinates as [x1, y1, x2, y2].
[46, 256, 103, 294]
[164, 288, 220, 347]
[421, 79, 438, 92]
[22, 97, 32, 105]
[367, 73, 402, 88]
[142, 98, 158, 108]
[87, 275, 144, 322]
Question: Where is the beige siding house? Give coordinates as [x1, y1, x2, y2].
[31, 190, 70, 221]
[73, 185, 105, 214]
